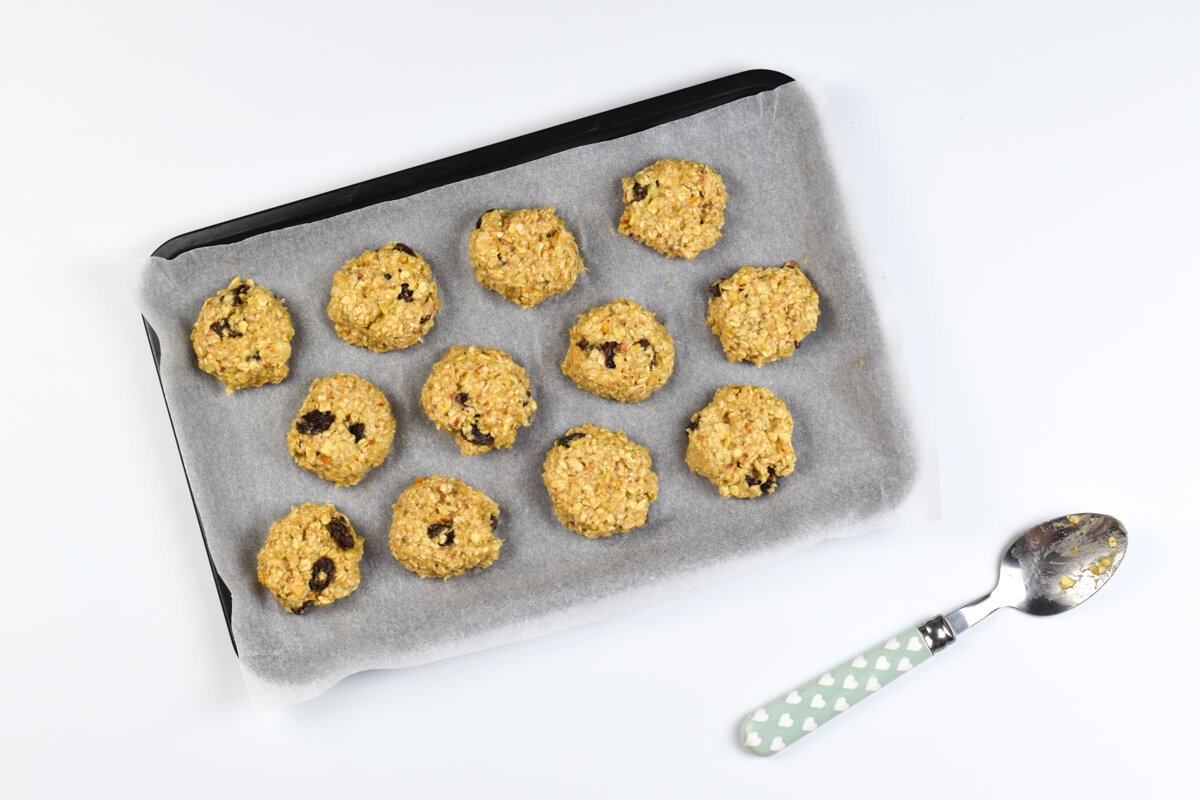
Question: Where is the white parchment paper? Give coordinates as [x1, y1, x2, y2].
[139, 80, 937, 704]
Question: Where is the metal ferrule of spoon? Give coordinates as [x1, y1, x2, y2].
[740, 513, 1128, 756]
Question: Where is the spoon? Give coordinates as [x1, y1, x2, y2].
[740, 513, 1128, 756]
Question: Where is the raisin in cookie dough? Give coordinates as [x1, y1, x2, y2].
[469, 207, 584, 307]
[707, 261, 820, 366]
[389, 475, 502, 579]
[420, 345, 536, 455]
[256, 503, 364, 614]
[618, 158, 727, 259]
[542, 423, 658, 538]
[327, 242, 441, 351]
[287, 374, 396, 486]
[561, 299, 675, 402]
[191, 277, 294, 393]
[685, 385, 796, 498]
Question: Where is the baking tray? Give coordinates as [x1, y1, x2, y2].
[143, 69, 796, 655]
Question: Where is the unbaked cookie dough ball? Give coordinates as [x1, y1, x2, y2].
[561, 299, 675, 402]
[256, 503, 364, 614]
[191, 277, 294, 393]
[542, 423, 658, 538]
[420, 345, 536, 455]
[389, 475, 502, 579]
[469, 207, 584, 307]
[287, 374, 396, 486]
[327, 242, 441, 351]
[685, 385, 796, 498]
[707, 261, 820, 366]
[618, 158, 727, 259]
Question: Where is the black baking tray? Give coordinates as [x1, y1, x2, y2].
[144, 68, 795, 655]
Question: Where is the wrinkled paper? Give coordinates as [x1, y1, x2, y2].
[139, 80, 936, 704]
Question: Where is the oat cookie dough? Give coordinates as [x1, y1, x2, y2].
[685, 385, 796, 498]
[327, 242, 441, 351]
[707, 261, 820, 366]
[389, 475, 502, 579]
[420, 345, 536, 455]
[256, 503, 364, 614]
[190, 277, 294, 393]
[287, 374, 396, 486]
[542, 423, 658, 538]
[561, 299, 675, 402]
[618, 158, 727, 259]
[469, 207, 584, 307]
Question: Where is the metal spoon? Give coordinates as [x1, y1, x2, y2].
[741, 513, 1128, 756]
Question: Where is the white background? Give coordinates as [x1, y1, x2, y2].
[3, 1, 1197, 796]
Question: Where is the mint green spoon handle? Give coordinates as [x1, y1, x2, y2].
[741, 626, 935, 756]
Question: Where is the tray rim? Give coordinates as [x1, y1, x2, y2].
[143, 68, 796, 655]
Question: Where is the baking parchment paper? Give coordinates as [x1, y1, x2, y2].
[139, 80, 938, 705]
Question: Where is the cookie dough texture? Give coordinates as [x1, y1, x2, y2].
[685, 385, 796, 498]
[469, 207, 584, 307]
[389, 475, 502, 579]
[542, 423, 658, 538]
[327, 242, 441, 351]
[618, 158, 727, 259]
[191, 277, 294, 393]
[707, 261, 820, 366]
[287, 374, 396, 486]
[256, 503, 364, 614]
[561, 299, 675, 402]
[420, 346, 536, 455]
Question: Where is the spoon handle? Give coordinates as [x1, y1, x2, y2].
[740, 626, 937, 756]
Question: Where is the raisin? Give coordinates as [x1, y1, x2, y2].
[746, 474, 763, 488]
[556, 431, 586, 448]
[229, 282, 251, 305]
[382, 272, 392, 280]
[291, 600, 314, 615]
[489, 514, 499, 532]
[249, 351, 261, 361]
[395, 243, 415, 256]
[329, 517, 354, 550]
[210, 318, 242, 339]
[475, 209, 496, 229]
[793, 340, 803, 349]
[762, 467, 779, 494]
[309, 557, 334, 592]
[397, 283, 414, 302]
[576, 339, 592, 352]
[635, 338, 657, 367]
[455, 392, 469, 405]
[427, 523, 454, 546]
[708, 281, 723, 298]
[295, 409, 334, 435]
[686, 419, 699, 432]
[462, 422, 494, 447]
[631, 182, 648, 201]
[348, 422, 365, 442]
[419, 314, 432, 324]
[601, 341, 619, 369]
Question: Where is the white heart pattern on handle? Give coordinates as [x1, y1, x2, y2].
[745, 731, 762, 747]
[884, 638, 900, 650]
[898, 657, 913, 671]
[770, 737, 786, 752]
[851, 655, 868, 668]
[818, 673, 835, 686]
[865, 676, 882, 692]
[843, 675, 859, 690]
[778, 713, 794, 728]
[810, 694, 826, 709]
[834, 697, 850, 712]
[802, 717, 818, 732]
[752, 708, 769, 722]
[907, 636, 924, 651]
[785, 691, 802, 705]
[875, 656, 891, 671]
